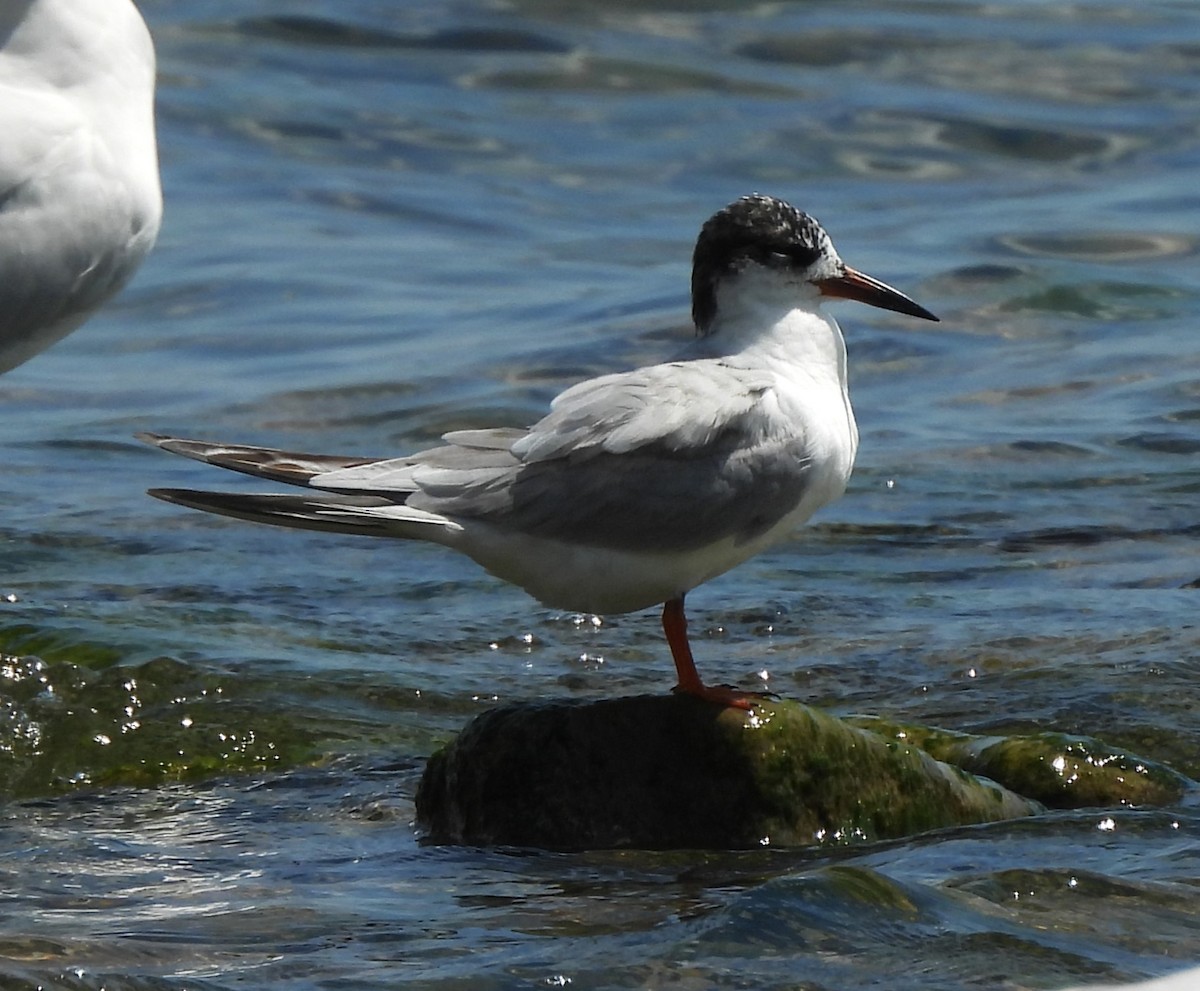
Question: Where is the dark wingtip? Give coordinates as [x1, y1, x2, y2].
[147, 487, 192, 505]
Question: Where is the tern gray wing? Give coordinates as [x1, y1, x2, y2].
[143, 361, 817, 553]
[313, 361, 815, 553]
[459, 430, 813, 552]
[510, 361, 771, 460]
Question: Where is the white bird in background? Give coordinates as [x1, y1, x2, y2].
[141, 195, 937, 707]
[0, 0, 161, 375]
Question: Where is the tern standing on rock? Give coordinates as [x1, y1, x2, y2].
[141, 195, 938, 707]
[0, 0, 161, 374]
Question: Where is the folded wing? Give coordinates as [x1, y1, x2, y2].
[142, 359, 814, 553]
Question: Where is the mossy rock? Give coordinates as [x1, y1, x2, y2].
[851, 716, 1190, 809]
[0, 651, 320, 796]
[416, 695, 1040, 850]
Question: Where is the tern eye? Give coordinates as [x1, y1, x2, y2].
[750, 248, 793, 269]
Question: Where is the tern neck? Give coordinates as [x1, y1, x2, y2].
[703, 271, 848, 386]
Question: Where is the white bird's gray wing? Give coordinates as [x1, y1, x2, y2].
[0, 5, 161, 375]
[0, 94, 97, 365]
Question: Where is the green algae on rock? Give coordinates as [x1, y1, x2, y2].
[851, 716, 1190, 809]
[0, 651, 319, 796]
[416, 695, 1040, 850]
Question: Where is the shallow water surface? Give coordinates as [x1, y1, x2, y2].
[1, 0, 1198, 988]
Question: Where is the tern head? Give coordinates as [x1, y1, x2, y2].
[691, 194, 939, 334]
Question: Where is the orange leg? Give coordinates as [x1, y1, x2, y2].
[662, 596, 752, 709]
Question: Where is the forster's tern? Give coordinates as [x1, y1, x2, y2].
[141, 194, 937, 707]
[0, 0, 161, 374]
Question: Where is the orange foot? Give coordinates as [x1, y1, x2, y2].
[671, 682, 776, 710]
[662, 596, 778, 711]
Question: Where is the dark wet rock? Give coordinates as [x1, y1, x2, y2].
[1118, 432, 1200, 456]
[999, 524, 1136, 552]
[236, 16, 571, 54]
[475, 56, 793, 96]
[736, 31, 941, 69]
[852, 717, 1191, 809]
[416, 695, 1040, 850]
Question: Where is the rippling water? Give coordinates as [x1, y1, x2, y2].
[1, 0, 1198, 988]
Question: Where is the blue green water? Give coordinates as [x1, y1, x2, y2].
[1, 0, 1198, 988]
